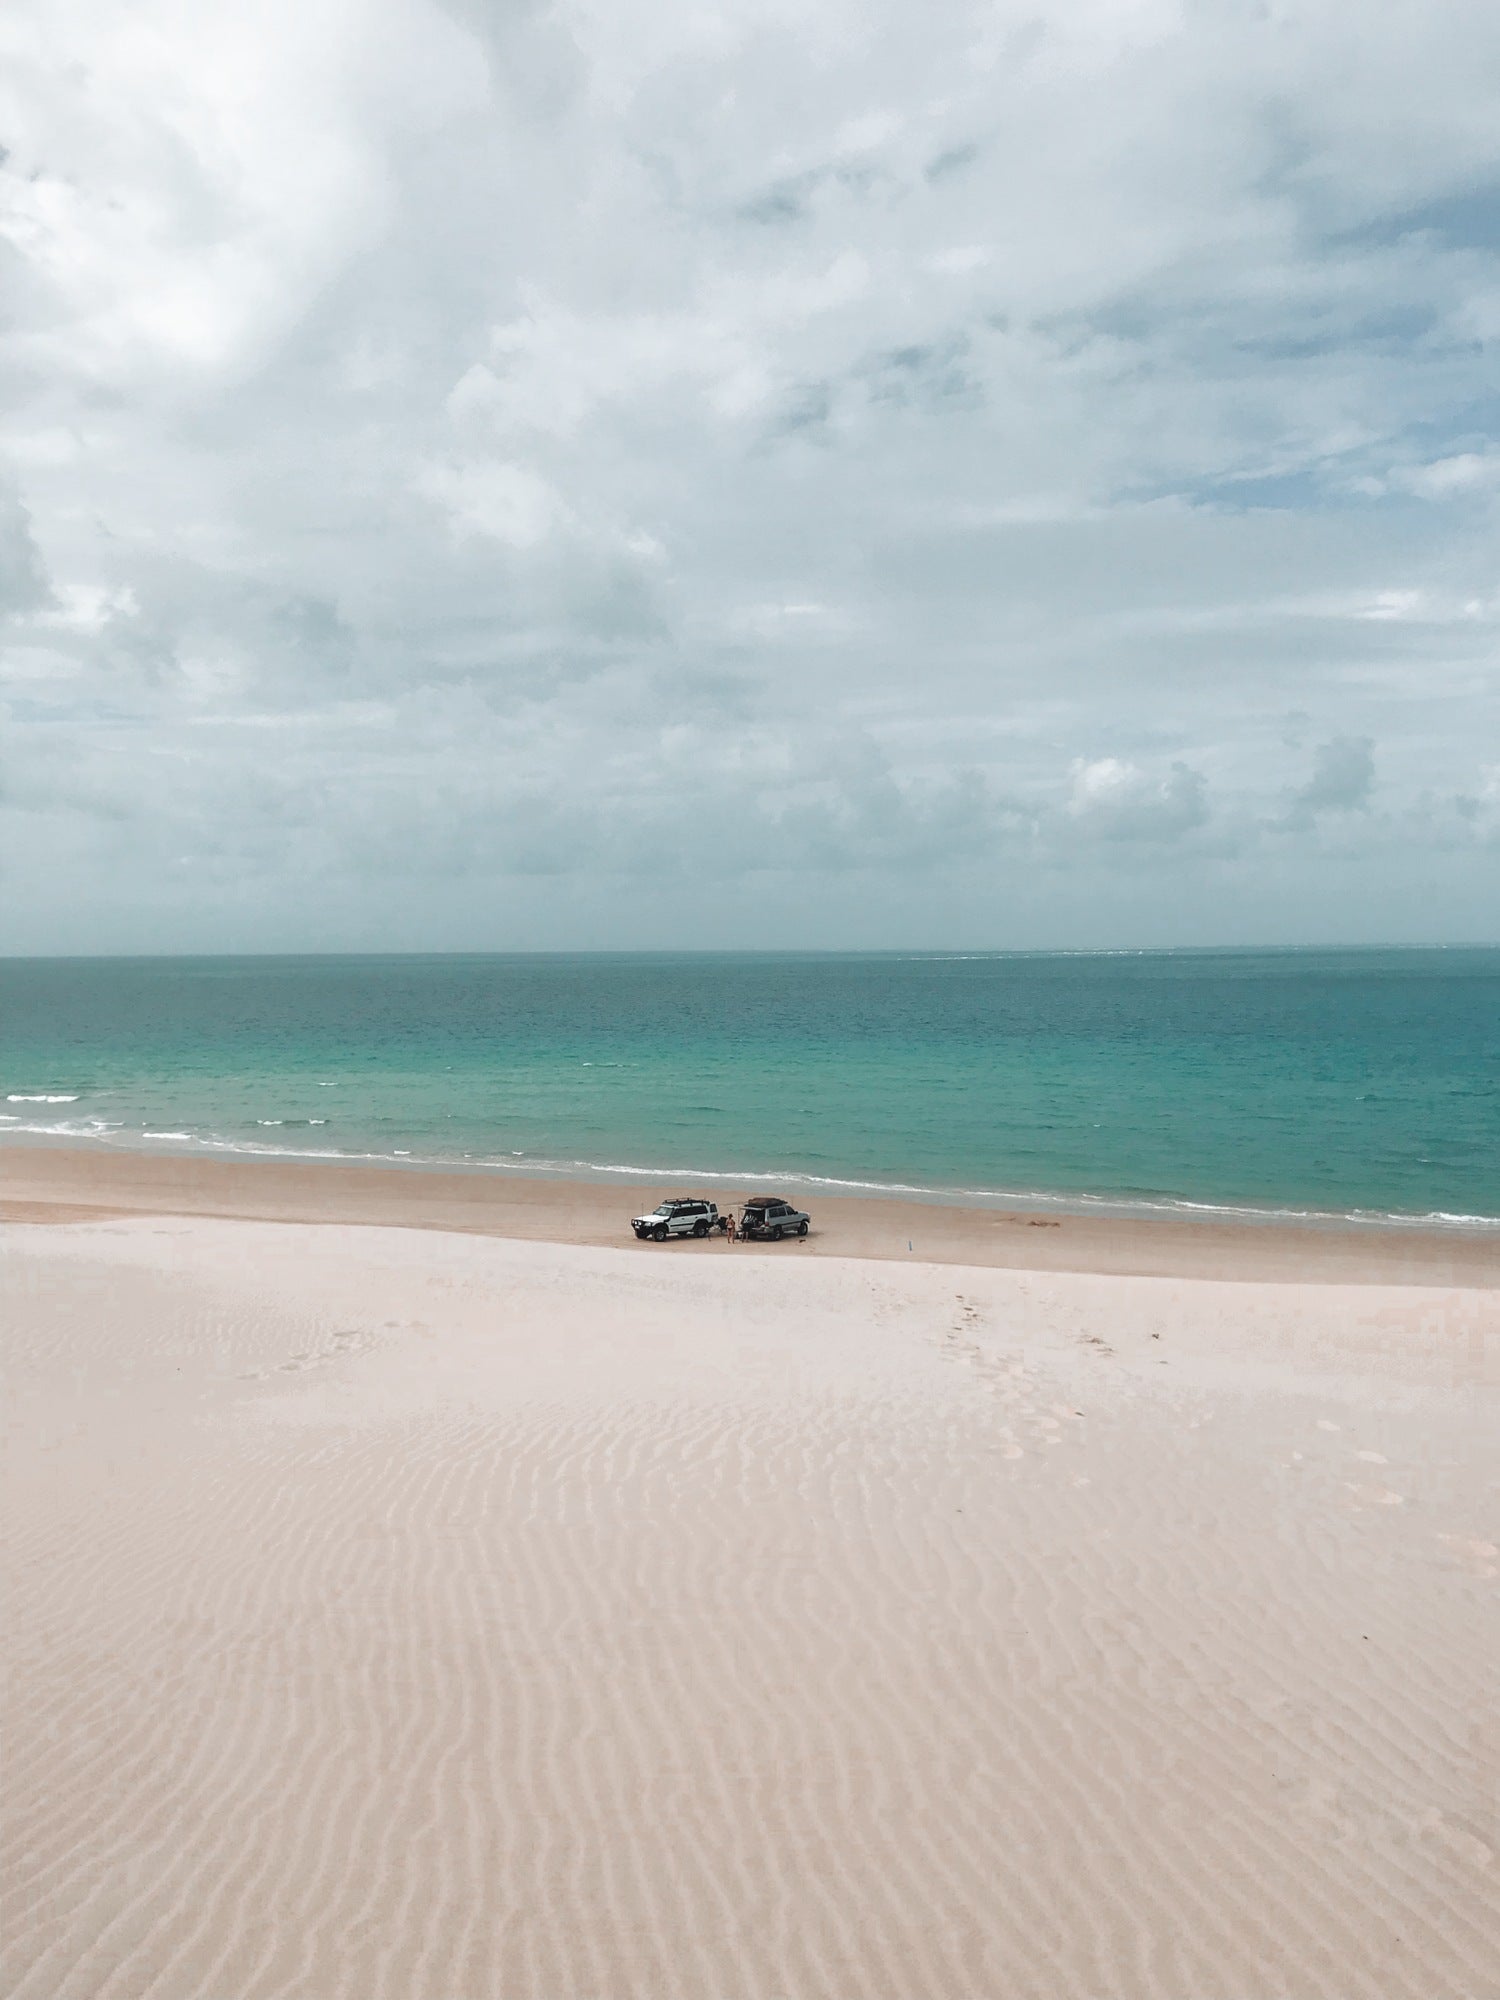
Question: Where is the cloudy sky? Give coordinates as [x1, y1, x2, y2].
[2, 0, 1497, 951]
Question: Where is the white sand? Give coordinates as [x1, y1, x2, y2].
[3, 1216, 1496, 1998]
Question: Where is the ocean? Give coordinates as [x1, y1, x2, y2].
[2, 949, 1496, 1226]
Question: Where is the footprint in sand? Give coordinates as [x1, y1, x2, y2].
[1435, 1534, 1498, 1579]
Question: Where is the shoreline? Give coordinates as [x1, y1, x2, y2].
[5, 1138, 1496, 1286]
[5, 1120, 1495, 1236]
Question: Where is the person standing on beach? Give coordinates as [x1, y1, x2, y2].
[725, 1208, 737, 1245]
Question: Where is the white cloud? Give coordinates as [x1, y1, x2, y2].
[1066, 758, 1209, 843]
[36, 583, 140, 632]
[1, 0, 1498, 947]
[418, 460, 574, 550]
[1403, 452, 1500, 499]
[925, 246, 991, 277]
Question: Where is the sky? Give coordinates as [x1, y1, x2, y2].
[1, 0, 1497, 952]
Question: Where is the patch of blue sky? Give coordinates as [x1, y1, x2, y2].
[1131, 465, 1443, 516]
[1228, 305, 1444, 360]
[1336, 185, 1500, 253]
[1397, 397, 1500, 453]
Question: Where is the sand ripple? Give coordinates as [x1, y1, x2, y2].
[3, 1222, 1496, 1998]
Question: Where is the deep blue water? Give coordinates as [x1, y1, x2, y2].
[1, 949, 1496, 1223]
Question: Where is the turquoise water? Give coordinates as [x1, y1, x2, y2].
[1, 950, 1496, 1224]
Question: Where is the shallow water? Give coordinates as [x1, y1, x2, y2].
[2, 948, 1496, 1223]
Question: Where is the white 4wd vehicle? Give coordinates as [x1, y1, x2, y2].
[631, 1196, 721, 1242]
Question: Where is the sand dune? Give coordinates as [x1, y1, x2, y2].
[4, 1218, 1496, 1998]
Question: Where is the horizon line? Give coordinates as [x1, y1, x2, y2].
[3, 941, 1497, 964]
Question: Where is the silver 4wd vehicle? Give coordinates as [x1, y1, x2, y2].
[631, 1196, 722, 1242]
[738, 1195, 810, 1241]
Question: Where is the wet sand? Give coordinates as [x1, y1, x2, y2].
[3, 1140, 1497, 1286]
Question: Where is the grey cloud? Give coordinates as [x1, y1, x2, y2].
[736, 158, 891, 230]
[925, 143, 980, 184]
[0, 489, 49, 618]
[862, 336, 980, 413]
[739, 174, 823, 227]
[1281, 736, 1376, 828]
[773, 382, 834, 436]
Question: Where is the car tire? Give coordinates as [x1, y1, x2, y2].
[771, 1225, 784, 1241]
[797, 1219, 808, 1237]
[653, 1224, 668, 1242]
[693, 1219, 708, 1238]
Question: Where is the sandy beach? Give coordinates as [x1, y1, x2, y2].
[3, 1163, 1497, 1997]
[5, 1142, 1498, 1287]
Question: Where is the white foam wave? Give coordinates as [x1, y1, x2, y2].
[3, 1122, 1495, 1231]
[0, 1116, 122, 1138]
[7, 1093, 80, 1103]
